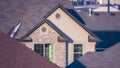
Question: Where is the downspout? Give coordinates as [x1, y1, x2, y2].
[66, 42, 69, 66]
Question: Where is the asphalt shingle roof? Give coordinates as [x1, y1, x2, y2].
[0, 32, 60, 68]
[78, 12, 120, 31]
[67, 42, 120, 68]
[0, 0, 73, 39]
[78, 11, 120, 48]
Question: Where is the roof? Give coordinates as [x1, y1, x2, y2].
[66, 60, 86, 68]
[94, 31, 120, 49]
[0, 32, 60, 68]
[78, 11, 120, 48]
[0, 0, 73, 39]
[78, 12, 120, 31]
[98, 0, 120, 5]
[67, 42, 120, 68]
[78, 42, 120, 68]
[92, 6, 120, 12]
[21, 19, 73, 42]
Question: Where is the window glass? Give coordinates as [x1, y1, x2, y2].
[45, 44, 50, 60]
[74, 44, 82, 60]
[34, 44, 54, 62]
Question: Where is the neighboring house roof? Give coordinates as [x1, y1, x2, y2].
[0, 32, 60, 68]
[94, 31, 120, 49]
[21, 19, 73, 42]
[78, 42, 120, 68]
[78, 12, 120, 49]
[67, 42, 120, 68]
[78, 12, 120, 31]
[0, 0, 73, 39]
[66, 60, 86, 68]
[92, 6, 120, 12]
[97, 0, 120, 5]
[117, 4, 120, 10]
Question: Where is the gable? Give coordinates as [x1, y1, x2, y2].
[21, 19, 72, 42]
[48, 8, 88, 42]
[30, 22, 60, 43]
[46, 4, 100, 42]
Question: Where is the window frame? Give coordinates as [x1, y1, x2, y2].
[34, 43, 55, 62]
[74, 44, 83, 60]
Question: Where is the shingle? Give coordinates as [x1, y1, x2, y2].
[0, 32, 60, 68]
[92, 6, 120, 12]
[78, 12, 120, 31]
[93, 31, 120, 48]
[78, 43, 120, 68]
[0, 0, 73, 39]
[78, 12, 120, 48]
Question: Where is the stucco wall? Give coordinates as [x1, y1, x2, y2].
[47, 8, 89, 42]
[85, 42, 96, 53]
[22, 23, 66, 68]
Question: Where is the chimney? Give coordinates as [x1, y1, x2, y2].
[108, 0, 110, 12]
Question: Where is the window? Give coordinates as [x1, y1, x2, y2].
[74, 44, 82, 60]
[34, 44, 54, 62]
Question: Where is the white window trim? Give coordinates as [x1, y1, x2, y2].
[34, 43, 55, 63]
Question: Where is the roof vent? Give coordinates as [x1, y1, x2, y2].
[41, 27, 47, 33]
[10, 22, 22, 38]
[55, 13, 60, 19]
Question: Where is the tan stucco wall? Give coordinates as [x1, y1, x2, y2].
[22, 23, 66, 68]
[84, 42, 96, 53]
[47, 8, 89, 42]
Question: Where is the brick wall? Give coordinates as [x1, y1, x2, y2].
[22, 23, 66, 68]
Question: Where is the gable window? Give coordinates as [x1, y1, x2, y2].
[74, 44, 82, 60]
[34, 44, 54, 62]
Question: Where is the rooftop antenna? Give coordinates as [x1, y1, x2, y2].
[10, 22, 22, 38]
